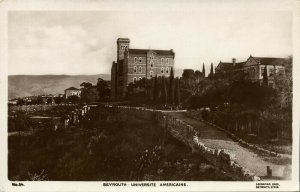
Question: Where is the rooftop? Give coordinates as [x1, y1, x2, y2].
[65, 87, 80, 91]
[251, 56, 286, 66]
[128, 48, 175, 56]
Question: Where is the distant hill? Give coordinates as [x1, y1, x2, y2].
[8, 74, 110, 99]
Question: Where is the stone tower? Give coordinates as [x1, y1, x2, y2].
[117, 38, 130, 61]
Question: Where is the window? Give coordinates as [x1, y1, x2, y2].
[261, 66, 265, 77]
[139, 66, 142, 73]
[166, 67, 169, 74]
[139, 57, 142, 63]
[134, 57, 137, 63]
[150, 71, 153, 78]
[133, 77, 137, 83]
[150, 60, 153, 67]
[269, 68, 275, 76]
[278, 68, 284, 75]
[150, 53, 154, 60]
[166, 58, 169, 64]
[161, 58, 164, 64]
[134, 66, 137, 73]
[161, 67, 164, 74]
[138, 77, 142, 81]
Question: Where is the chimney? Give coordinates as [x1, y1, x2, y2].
[232, 58, 236, 66]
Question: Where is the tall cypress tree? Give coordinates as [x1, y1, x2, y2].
[153, 75, 158, 102]
[174, 78, 181, 106]
[161, 76, 168, 105]
[209, 63, 214, 79]
[202, 63, 205, 77]
[168, 67, 174, 105]
[263, 65, 268, 86]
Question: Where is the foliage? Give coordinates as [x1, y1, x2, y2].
[17, 98, 25, 106]
[66, 95, 80, 104]
[263, 65, 268, 86]
[174, 78, 181, 106]
[27, 169, 48, 181]
[80, 82, 92, 88]
[81, 87, 99, 104]
[161, 77, 168, 105]
[54, 96, 65, 104]
[208, 63, 214, 80]
[168, 68, 175, 105]
[96, 78, 110, 101]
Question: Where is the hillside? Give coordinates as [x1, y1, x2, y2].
[8, 74, 110, 99]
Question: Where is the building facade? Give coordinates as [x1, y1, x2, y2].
[111, 38, 175, 100]
[215, 56, 286, 87]
[64, 87, 81, 99]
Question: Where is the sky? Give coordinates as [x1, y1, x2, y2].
[8, 0, 293, 75]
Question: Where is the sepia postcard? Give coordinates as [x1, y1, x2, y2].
[0, 0, 299, 191]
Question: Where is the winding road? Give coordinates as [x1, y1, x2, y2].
[168, 112, 291, 180]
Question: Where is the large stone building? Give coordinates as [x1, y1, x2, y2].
[111, 38, 175, 100]
[215, 55, 286, 87]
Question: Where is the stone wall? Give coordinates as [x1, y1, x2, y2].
[9, 104, 77, 112]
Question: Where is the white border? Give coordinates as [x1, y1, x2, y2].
[0, 0, 299, 191]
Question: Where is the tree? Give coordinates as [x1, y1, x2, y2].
[36, 96, 44, 104]
[161, 77, 168, 105]
[208, 63, 214, 80]
[96, 78, 109, 101]
[174, 78, 181, 106]
[46, 98, 53, 104]
[66, 95, 80, 103]
[263, 65, 268, 87]
[80, 82, 92, 89]
[54, 96, 64, 104]
[202, 63, 205, 77]
[153, 75, 158, 102]
[168, 67, 175, 105]
[17, 98, 25, 106]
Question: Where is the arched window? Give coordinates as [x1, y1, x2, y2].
[134, 66, 137, 73]
[150, 60, 153, 67]
[161, 58, 164, 64]
[138, 77, 142, 81]
[166, 58, 169, 64]
[133, 77, 137, 83]
[139, 66, 142, 73]
[150, 70, 153, 78]
[139, 57, 142, 63]
[134, 57, 137, 63]
[166, 67, 169, 74]
[161, 67, 164, 74]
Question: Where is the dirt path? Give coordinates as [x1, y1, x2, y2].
[168, 112, 291, 179]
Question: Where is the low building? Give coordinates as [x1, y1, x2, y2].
[243, 56, 286, 87]
[215, 56, 286, 87]
[215, 58, 245, 75]
[64, 87, 81, 99]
